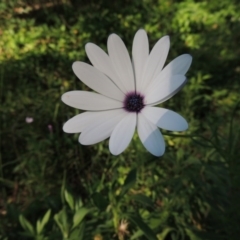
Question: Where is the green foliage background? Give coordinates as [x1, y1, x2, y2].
[0, 0, 240, 239]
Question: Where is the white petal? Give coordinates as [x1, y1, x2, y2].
[142, 107, 188, 131]
[146, 54, 192, 93]
[162, 54, 192, 76]
[132, 29, 149, 91]
[145, 75, 187, 105]
[63, 111, 122, 133]
[107, 34, 135, 92]
[139, 36, 170, 92]
[137, 113, 165, 156]
[79, 109, 127, 145]
[61, 91, 122, 110]
[109, 113, 136, 155]
[72, 61, 124, 101]
[85, 43, 126, 93]
[63, 112, 94, 133]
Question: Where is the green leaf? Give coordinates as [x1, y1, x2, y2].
[54, 208, 69, 238]
[130, 194, 154, 207]
[131, 228, 144, 239]
[75, 198, 83, 210]
[91, 192, 109, 210]
[120, 168, 137, 197]
[69, 221, 85, 240]
[157, 228, 175, 240]
[128, 214, 158, 240]
[54, 214, 64, 234]
[36, 220, 41, 235]
[41, 209, 51, 227]
[19, 214, 35, 235]
[72, 207, 91, 230]
[36, 209, 51, 234]
[65, 190, 75, 210]
[185, 229, 202, 240]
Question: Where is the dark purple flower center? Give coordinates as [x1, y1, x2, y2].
[123, 92, 145, 113]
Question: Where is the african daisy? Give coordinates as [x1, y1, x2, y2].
[62, 29, 192, 156]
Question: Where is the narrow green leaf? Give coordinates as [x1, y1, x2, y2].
[36, 220, 41, 235]
[65, 190, 75, 210]
[185, 229, 202, 240]
[75, 198, 83, 210]
[54, 208, 69, 238]
[19, 214, 35, 235]
[130, 229, 144, 239]
[54, 213, 65, 236]
[128, 214, 158, 240]
[72, 207, 91, 230]
[41, 209, 51, 227]
[120, 168, 137, 197]
[70, 221, 85, 240]
[157, 228, 175, 240]
[36, 209, 51, 234]
[130, 194, 154, 207]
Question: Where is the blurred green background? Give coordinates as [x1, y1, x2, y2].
[0, 0, 240, 239]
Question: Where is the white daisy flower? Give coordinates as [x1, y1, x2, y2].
[62, 29, 192, 156]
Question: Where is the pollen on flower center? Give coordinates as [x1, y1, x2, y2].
[123, 92, 145, 113]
